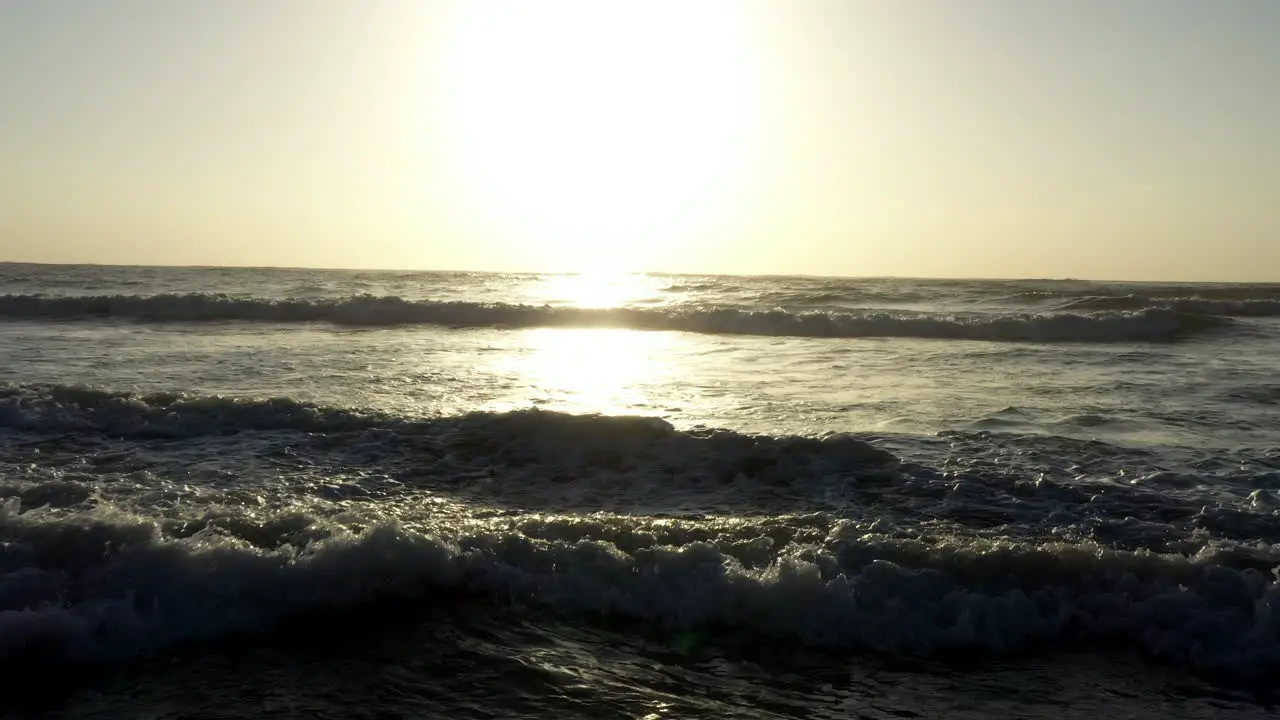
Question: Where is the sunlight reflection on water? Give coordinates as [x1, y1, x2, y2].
[485, 273, 691, 416]
[489, 327, 689, 417]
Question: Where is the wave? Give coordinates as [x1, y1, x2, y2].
[0, 293, 1229, 342]
[0, 385, 899, 508]
[0, 384, 1278, 675]
[0, 383, 407, 438]
[1062, 295, 1280, 317]
[3, 496, 1279, 675]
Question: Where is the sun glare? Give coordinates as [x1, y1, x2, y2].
[533, 271, 660, 308]
[441, 1, 757, 272]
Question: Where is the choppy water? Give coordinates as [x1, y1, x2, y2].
[2, 263, 1279, 718]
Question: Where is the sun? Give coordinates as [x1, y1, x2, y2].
[439, 1, 757, 272]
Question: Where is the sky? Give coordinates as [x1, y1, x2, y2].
[1, 0, 1278, 281]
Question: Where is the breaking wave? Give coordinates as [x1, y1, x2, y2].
[0, 293, 1229, 342]
[3, 498, 1279, 675]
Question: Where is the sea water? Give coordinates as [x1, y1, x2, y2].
[1, 263, 1277, 717]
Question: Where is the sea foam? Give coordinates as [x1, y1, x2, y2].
[2, 498, 1279, 675]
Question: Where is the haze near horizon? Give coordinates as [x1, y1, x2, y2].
[2, 0, 1278, 281]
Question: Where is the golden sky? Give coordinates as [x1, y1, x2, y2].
[2, 1, 1278, 280]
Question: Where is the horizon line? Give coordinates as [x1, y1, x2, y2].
[0, 259, 1276, 286]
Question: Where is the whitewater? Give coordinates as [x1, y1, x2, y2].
[2, 263, 1278, 718]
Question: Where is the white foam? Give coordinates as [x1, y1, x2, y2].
[3, 498, 1280, 674]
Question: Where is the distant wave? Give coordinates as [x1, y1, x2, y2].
[1062, 295, 1280, 317]
[0, 293, 1229, 342]
[746, 289, 933, 307]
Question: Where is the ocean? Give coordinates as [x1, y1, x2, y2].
[1, 262, 1278, 718]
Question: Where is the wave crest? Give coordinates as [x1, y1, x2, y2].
[0, 293, 1227, 342]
